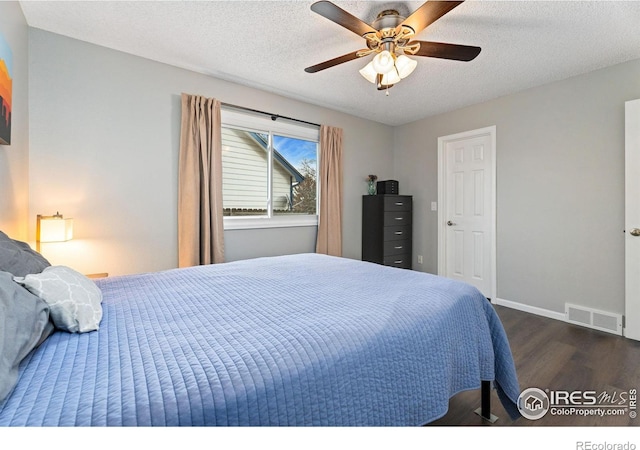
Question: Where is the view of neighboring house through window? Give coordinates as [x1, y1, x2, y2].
[221, 108, 319, 229]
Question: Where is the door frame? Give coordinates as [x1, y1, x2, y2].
[625, 99, 640, 341]
[437, 126, 497, 302]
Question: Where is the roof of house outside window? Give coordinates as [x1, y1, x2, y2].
[249, 132, 305, 184]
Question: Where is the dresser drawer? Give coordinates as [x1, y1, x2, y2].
[383, 240, 410, 256]
[383, 254, 411, 269]
[383, 225, 410, 241]
[383, 196, 412, 212]
[384, 211, 411, 226]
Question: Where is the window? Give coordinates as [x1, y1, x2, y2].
[221, 108, 319, 229]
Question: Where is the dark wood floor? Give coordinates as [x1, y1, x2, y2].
[430, 305, 640, 426]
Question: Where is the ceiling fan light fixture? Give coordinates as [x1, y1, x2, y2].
[395, 54, 417, 79]
[306, 1, 481, 95]
[359, 61, 378, 84]
[371, 50, 395, 74]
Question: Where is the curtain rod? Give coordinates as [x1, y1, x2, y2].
[220, 102, 321, 128]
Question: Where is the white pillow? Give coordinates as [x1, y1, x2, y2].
[14, 266, 103, 333]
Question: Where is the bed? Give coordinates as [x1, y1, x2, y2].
[0, 252, 520, 426]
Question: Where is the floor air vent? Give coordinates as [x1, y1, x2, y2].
[565, 303, 622, 335]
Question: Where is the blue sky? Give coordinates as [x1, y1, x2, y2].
[0, 33, 12, 75]
[273, 135, 317, 170]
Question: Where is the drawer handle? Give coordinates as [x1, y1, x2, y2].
[394, 231, 403, 235]
[395, 202, 404, 206]
[394, 260, 403, 264]
[395, 217, 404, 220]
[394, 246, 403, 249]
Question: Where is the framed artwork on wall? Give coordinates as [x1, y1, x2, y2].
[0, 32, 12, 145]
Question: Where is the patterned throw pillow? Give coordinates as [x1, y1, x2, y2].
[14, 266, 103, 333]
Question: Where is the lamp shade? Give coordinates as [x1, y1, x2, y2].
[371, 50, 395, 74]
[359, 61, 378, 84]
[380, 69, 401, 86]
[395, 55, 418, 79]
[38, 214, 73, 243]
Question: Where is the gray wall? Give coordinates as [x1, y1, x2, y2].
[393, 58, 640, 316]
[28, 29, 394, 275]
[0, 2, 29, 240]
[23, 22, 640, 317]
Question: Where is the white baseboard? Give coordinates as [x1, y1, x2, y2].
[494, 298, 566, 322]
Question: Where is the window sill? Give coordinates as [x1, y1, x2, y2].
[223, 215, 318, 230]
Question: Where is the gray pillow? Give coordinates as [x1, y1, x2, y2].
[15, 266, 103, 333]
[0, 271, 52, 402]
[0, 231, 51, 277]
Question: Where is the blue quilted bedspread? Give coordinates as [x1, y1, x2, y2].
[0, 254, 520, 426]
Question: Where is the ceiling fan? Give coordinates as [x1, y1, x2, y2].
[305, 1, 481, 92]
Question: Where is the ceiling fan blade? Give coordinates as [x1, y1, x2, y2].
[311, 1, 377, 38]
[396, 1, 464, 36]
[411, 41, 481, 61]
[305, 50, 365, 73]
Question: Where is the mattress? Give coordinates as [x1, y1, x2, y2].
[0, 253, 520, 426]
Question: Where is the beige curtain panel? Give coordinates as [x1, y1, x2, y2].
[178, 93, 225, 267]
[316, 125, 344, 257]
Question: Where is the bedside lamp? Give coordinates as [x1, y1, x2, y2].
[36, 212, 73, 252]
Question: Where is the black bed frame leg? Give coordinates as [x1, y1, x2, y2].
[474, 380, 499, 423]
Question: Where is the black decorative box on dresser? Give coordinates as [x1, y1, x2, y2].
[362, 195, 412, 269]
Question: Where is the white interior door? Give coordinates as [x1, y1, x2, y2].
[625, 99, 640, 341]
[438, 127, 496, 300]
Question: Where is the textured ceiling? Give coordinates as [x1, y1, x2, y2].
[19, 1, 640, 126]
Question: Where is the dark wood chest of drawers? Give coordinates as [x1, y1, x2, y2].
[362, 195, 412, 269]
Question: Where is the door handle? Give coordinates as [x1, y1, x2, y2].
[447, 221, 456, 226]
[631, 228, 640, 237]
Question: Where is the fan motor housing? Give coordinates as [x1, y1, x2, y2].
[372, 10, 405, 32]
